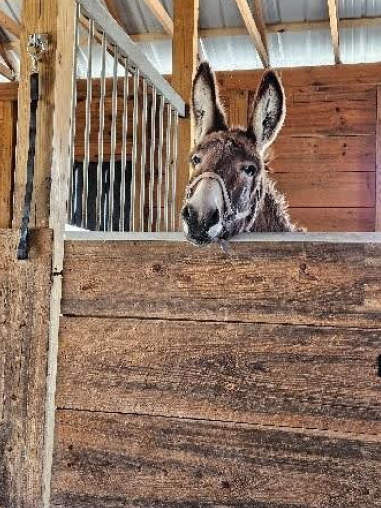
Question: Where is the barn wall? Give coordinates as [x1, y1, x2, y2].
[51, 238, 381, 507]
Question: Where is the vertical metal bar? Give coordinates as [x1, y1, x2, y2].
[108, 44, 119, 232]
[140, 78, 148, 232]
[164, 102, 172, 232]
[120, 57, 129, 232]
[156, 95, 165, 232]
[96, 31, 107, 231]
[171, 110, 179, 232]
[148, 85, 157, 232]
[67, 1, 80, 225]
[130, 68, 140, 232]
[82, 17, 94, 229]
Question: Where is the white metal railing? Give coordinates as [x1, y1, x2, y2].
[66, 0, 185, 233]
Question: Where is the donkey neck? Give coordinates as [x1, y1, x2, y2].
[246, 177, 297, 233]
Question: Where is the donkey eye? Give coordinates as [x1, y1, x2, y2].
[192, 155, 202, 166]
[242, 164, 258, 177]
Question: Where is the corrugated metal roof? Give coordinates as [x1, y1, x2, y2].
[129, 0, 381, 72]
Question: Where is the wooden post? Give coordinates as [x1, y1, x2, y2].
[6, 0, 77, 507]
[0, 100, 16, 228]
[376, 86, 381, 231]
[172, 0, 199, 227]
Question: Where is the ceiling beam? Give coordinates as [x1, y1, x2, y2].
[103, 0, 127, 31]
[0, 9, 21, 38]
[128, 15, 381, 43]
[0, 41, 17, 76]
[3, 40, 19, 52]
[253, 0, 268, 52]
[327, 0, 341, 64]
[0, 60, 14, 80]
[142, 0, 174, 36]
[235, 0, 269, 67]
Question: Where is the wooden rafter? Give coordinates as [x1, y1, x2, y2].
[128, 16, 381, 43]
[0, 9, 21, 38]
[3, 40, 19, 52]
[235, 0, 269, 67]
[0, 41, 18, 76]
[103, 0, 126, 30]
[142, 0, 173, 36]
[253, 0, 268, 52]
[327, 0, 341, 64]
[0, 60, 13, 80]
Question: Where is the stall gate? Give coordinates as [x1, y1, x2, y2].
[50, 234, 381, 507]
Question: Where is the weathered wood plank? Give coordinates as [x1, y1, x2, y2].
[376, 86, 381, 231]
[62, 241, 381, 328]
[272, 135, 375, 173]
[216, 63, 381, 90]
[282, 100, 376, 136]
[289, 207, 375, 232]
[275, 172, 375, 208]
[51, 410, 381, 507]
[0, 229, 52, 508]
[0, 101, 16, 228]
[57, 317, 381, 435]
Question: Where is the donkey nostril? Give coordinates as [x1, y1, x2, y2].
[209, 209, 220, 226]
[182, 205, 190, 220]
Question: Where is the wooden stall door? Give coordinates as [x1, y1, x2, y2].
[51, 238, 381, 507]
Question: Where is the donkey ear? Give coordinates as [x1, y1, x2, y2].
[192, 61, 228, 144]
[248, 70, 286, 154]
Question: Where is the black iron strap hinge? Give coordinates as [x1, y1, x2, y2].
[17, 34, 48, 260]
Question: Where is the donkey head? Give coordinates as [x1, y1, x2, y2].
[182, 62, 286, 246]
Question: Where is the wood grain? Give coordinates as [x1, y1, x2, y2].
[376, 86, 381, 231]
[275, 172, 375, 207]
[57, 317, 381, 434]
[62, 240, 381, 328]
[0, 101, 16, 228]
[0, 229, 52, 508]
[272, 134, 375, 173]
[216, 63, 381, 90]
[172, 0, 199, 223]
[289, 207, 375, 232]
[51, 410, 381, 507]
[282, 100, 376, 136]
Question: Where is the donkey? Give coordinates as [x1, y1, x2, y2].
[182, 62, 302, 246]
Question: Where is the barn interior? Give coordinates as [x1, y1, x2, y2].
[0, 1, 380, 507]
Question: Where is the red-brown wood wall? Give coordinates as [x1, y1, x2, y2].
[217, 63, 381, 232]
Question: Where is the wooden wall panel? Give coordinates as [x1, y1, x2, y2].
[51, 410, 381, 508]
[56, 317, 381, 435]
[276, 172, 375, 208]
[271, 135, 375, 173]
[289, 207, 375, 232]
[0, 229, 52, 508]
[62, 240, 381, 328]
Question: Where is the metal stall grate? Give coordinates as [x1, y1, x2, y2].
[67, 0, 185, 233]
